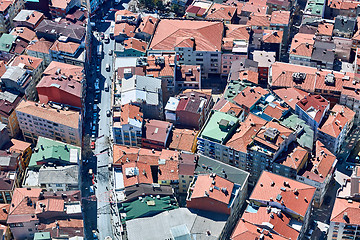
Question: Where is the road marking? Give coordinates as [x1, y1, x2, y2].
[95, 151, 108, 156]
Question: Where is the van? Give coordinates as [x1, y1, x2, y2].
[105, 82, 109, 91]
[106, 64, 110, 71]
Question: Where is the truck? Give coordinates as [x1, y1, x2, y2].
[97, 43, 102, 57]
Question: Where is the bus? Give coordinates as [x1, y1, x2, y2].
[97, 43, 102, 57]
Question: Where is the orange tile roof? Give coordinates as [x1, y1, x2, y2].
[137, 16, 158, 35]
[0, 61, 6, 78]
[11, 54, 43, 70]
[150, 19, 223, 52]
[270, 10, 290, 25]
[225, 24, 250, 41]
[205, 3, 237, 21]
[254, 121, 294, 151]
[35, 198, 64, 214]
[0, 1, 11, 12]
[144, 120, 172, 143]
[240, 2, 268, 15]
[26, 39, 53, 54]
[270, 62, 354, 93]
[276, 145, 308, 171]
[247, 14, 271, 28]
[9, 188, 42, 215]
[122, 162, 153, 187]
[302, 141, 337, 183]
[317, 22, 334, 36]
[213, 98, 243, 117]
[190, 174, 234, 204]
[124, 38, 147, 52]
[231, 219, 289, 240]
[114, 22, 136, 37]
[328, 0, 359, 9]
[50, 40, 80, 54]
[169, 128, 198, 152]
[273, 88, 308, 110]
[11, 27, 36, 42]
[290, 33, 315, 57]
[296, 94, 329, 124]
[120, 104, 143, 125]
[113, 145, 140, 165]
[9, 139, 31, 154]
[242, 207, 299, 240]
[50, 0, 71, 10]
[16, 100, 80, 129]
[0, 204, 9, 222]
[262, 29, 283, 44]
[238, 70, 259, 85]
[43, 61, 83, 81]
[263, 101, 288, 120]
[331, 198, 360, 224]
[233, 86, 269, 109]
[226, 113, 267, 152]
[250, 171, 316, 217]
[158, 158, 179, 181]
[319, 104, 355, 138]
[146, 54, 176, 78]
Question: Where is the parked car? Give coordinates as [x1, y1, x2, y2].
[106, 110, 111, 117]
[106, 63, 110, 71]
[108, 49, 113, 55]
[105, 82, 109, 92]
[90, 141, 95, 149]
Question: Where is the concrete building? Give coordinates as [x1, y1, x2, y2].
[249, 171, 316, 239]
[178, 152, 197, 194]
[297, 141, 337, 207]
[148, 19, 223, 78]
[253, 50, 276, 86]
[318, 104, 355, 154]
[10, 55, 45, 87]
[37, 61, 84, 109]
[49, 39, 85, 67]
[142, 120, 173, 150]
[26, 39, 53, 66]
[327, 198, 360, 240]
[295, 94, 330, 133]
[0, 90, 22, 137]
[112, 104, 143, 147]
[197, 110, 239, 162]
[0, 123, 9, 149]
[15, 100, 82, 146]
[1, 65, 35, 100]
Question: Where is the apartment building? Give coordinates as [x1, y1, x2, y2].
[49, 39, 85, 67]
[0, 90, 22, 137]
[318, 104, 355, 154]
[148, 19, 223, 77]
[26, 39, 53, 66]
[142, 120, 173, 150]
[112, 104, 143, 147]
[15, 100, 82, 146]
[12, 9, 44, 29]
[249, 171, 316, 239]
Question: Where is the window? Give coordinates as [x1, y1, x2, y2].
[28, 229, 33, 232]
[182, 180, 186, 183]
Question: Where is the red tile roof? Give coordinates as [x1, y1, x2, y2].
[205, 3, 237, 21]
[317, 22, 334, 36]
[250, 171, 316, 217]
[301, 141, 337, 183]
[158, 158, 179, 181]
[0, 204, 9, 222]
[124, 38, 147, 52]
[242, 207, 299, 240]
[43, 61, 83, 80]
[119, 104, 143, 125]
[231, 219, 289, 240]
[169, 128, 198, 152]
[9, 139, 31, 154]
[150, 19, 223, 52]
[50, 0, 72, 9]
[11, 54, 43, 70]
[247, 14, 271, 28]
[122, 161, 153, 187]
[113, 145, 141, 165]
[273, 88, 308, 110]
[226, 113, 266, 152]
[270, 10, 290, 25]
[262, 29, 283, 44]
[8, 188, 42, 223]
[26, 39, 53, 54]
[290, 33, 314, 57]
[35, 198, 64, 214]
[213, 98, 243, 117]
[144, 120, 173, 144]
[137, 16, 158, 35]
[146, 54, 175, 78]
[11, 27, 36, 42]
[0, 61, 6, 78]
[225, 24, 250, 41]
[331, 198, 360, 224]
[233, 86, 269, 109]
[50, 40, 80, 54]
[190, 174, 234, 205]
[240, 2, 268, 15]
[0, 1, 11, 12]
[276, 145, 308, 171]
[328, 0, 359, 9]
[114, 22, 136, 37]
[319, 104, 355, 138]
[296, 94, 329, 124]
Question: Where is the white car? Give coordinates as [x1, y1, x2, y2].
[108, 50, 113, 55]
[106, 63, 110, 71]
